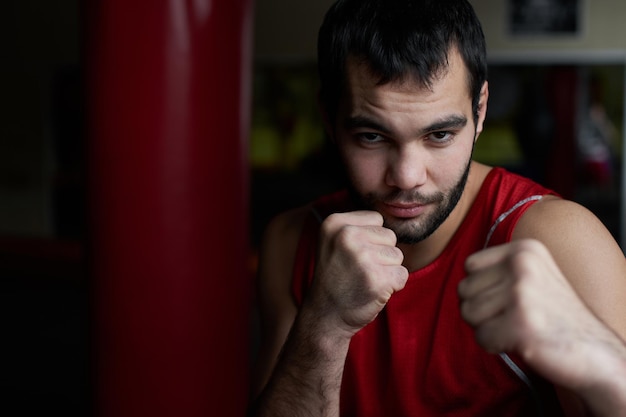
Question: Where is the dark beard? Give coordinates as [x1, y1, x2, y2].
[349, 160, 471, 244]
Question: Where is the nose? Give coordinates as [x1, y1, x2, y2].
[385, 145, 428, 190]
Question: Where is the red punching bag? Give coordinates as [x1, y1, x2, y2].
[87, 1, 254, 416]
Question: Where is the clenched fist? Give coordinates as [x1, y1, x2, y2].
[305, 211, 409, 338]
[458, 239, 626, 393]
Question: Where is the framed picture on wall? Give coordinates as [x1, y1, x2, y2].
[508, 0, 583, 36]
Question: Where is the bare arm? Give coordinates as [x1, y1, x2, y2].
[251, 208, 304, 400]
[254, 297, 353, 417]
[252, 210, 408, 416]
[459, 239, 626, 416]
[515, 198, 626, 416]
[459, 197, 626, 416]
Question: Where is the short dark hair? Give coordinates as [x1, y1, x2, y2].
[318, 0, 488, 124]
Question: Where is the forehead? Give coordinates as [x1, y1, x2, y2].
[340, 49, 472, 114]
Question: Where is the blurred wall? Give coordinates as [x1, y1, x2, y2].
[253, 0, 626, 62]
[472, 0, 626, 56]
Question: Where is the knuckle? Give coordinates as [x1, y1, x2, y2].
[336, 225, 361, 250]
[381, 227, 398, 244]
[366, 210, 384, 224]
[395, 265, 409, 283]
[322, 213, 343, 232]
[393, 246, 405, 261]
[507, 247, 538, 274]
[379, 245, 402, 262]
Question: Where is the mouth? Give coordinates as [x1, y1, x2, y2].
[382, 201, 430, 219]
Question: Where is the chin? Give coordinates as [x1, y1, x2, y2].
[384, 218, 435, 245]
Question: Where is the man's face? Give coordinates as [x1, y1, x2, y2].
[332, 49, 487, 244]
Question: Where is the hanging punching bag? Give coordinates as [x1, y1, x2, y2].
[88, 1, 254, 416]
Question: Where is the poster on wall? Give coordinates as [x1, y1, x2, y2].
[508, 0, 582, 36]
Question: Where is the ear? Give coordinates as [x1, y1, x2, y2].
[474, 81, 489, 141]
[317, 90, 335, 142]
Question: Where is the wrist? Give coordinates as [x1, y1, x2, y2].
[255, 305, 351, 417]
[576, 337, 626, 416]
[295, 303, 354, 353]
[299, 286, 366, 341]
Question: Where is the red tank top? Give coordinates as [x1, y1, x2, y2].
[292, 168, 564, 416]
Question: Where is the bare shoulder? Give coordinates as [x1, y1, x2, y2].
[513, 195, 626, 336]
[258, 205, 312, 285]
[263, 205, 312, 245]
[257, 204, 312, 317]
[512, 195, 621, 258]
[252, 204, 312, 397]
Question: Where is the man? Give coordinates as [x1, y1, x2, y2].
[251, 0, 626, 415]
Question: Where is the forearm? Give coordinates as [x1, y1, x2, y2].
[575, 335, 626, 417]
[253, 308, 352, 417]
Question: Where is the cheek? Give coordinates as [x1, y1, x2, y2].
[431, 150, 466, 172]
[432, 144, 473, 180]
[420, 143, 473, 184]
[341, 150, 387, 191]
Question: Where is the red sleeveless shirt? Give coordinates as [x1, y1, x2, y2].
[291, 168, 565, 416]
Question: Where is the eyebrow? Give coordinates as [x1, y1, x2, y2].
[343, 115, 392, 135]
[421, 115, 468, 135]
[343, 114, 468, 136]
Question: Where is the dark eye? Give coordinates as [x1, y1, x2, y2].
[357, 132, 384, 144]
[428, 131, 454, 143]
